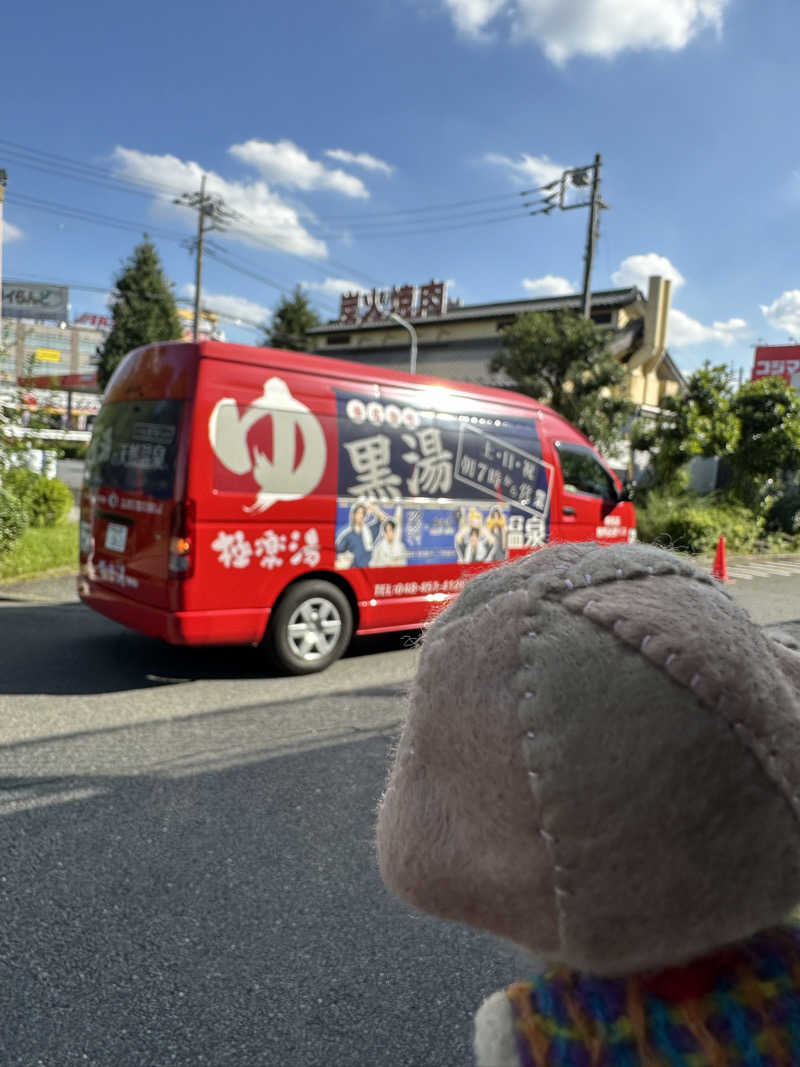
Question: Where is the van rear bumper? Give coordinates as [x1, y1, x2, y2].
[77, 578, 268, 645]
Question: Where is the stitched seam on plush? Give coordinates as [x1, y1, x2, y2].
[503, 557, 800, 974]
[496, 557, 736, 965]
[531, 567, 800, 834]
[515, 604, 569, 960]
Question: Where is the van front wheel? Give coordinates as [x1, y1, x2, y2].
[268, 580, 353, 675]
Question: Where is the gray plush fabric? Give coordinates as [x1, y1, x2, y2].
[376, 542, 800, 975]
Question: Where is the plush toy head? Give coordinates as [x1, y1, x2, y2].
[377, 542, 800, 977]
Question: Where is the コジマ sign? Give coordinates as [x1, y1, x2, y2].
[752, 345, 800, 388]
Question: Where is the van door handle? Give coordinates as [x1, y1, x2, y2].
[562, 506, 576, 516]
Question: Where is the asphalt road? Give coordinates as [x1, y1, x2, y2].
[0, 568, 799, 1067]
[0, 576, 528, 1067]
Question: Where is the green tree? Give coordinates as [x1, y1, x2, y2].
[728, 377, 800, 509]
[97, 237, 181, 389]
[631, 362, 739, 489]
[490, 310, 634, 454]
[264, 286, 320, 352]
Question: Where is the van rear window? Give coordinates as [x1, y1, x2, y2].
[85, 399, 182, 499]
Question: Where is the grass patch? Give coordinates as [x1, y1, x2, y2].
[0, 522, 79, 583]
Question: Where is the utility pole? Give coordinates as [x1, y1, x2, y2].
[581, 154, 602, 319]
[192, 174, 206, 341]
[174, 176, 232, 341]
[0, 169, 7, 350]
[533, 154, 607, 319]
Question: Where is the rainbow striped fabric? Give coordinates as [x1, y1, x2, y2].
[505, 923, 800, 1066]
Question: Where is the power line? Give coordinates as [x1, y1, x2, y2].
[0, 138, 187, 199]
[0, 150, 161, 200]
[216, 207, 382, 289]
[347, 209, 536, 240]
[1, 137, 541, 238]
[316, 187, 539, 224]
[6, 191, 186, 243]
[3, 164, 381, 292]
[3, 190, 339, 317]
[1, 138, 556, 312]
[337, 203, 534, 237]
[204, 245, 339, 316]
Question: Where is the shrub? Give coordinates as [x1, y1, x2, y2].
[29, 476, 74, 527]
[58, 442, 89, 461]
[765, 487, 800, 535]
[2, 467, 38, 520]
[0, 485, 29, 555]
[636, 491, 763, 555]
[2, 468, 74, 527]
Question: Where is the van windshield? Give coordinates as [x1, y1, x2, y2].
[85, 398, 182, 499]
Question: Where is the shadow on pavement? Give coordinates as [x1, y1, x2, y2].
[0, 597, 420, 696]
[0, 732, 520, 1067]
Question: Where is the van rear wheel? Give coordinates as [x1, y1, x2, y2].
[268, 580, 353, 675]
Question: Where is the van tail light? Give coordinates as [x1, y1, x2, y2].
[168, 499, 196, 578]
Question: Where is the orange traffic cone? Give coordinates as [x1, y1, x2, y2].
[711, 535, 729, 582]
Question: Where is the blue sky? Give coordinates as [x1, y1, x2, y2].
[1, 0, 798, 378]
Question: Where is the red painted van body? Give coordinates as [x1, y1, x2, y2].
[78, 341, 635, 672]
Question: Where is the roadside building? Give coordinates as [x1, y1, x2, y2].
[307, 275, 683, 413]
[1, 282, 107, 429]
[1, 317, 106, 387]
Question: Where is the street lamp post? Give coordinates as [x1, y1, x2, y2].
[387, 310, 418, 375]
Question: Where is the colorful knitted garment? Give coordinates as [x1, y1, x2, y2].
[505, 923, 800, 1066]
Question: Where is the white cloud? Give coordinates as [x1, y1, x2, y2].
[668, 308, 750, 348]
[444, 0, 507, 39]
[612, 253, 686, 292]
[485, 151, 565, 187]
[439, 0, 728, 62]
[112, 147, 327, 259]
[229, 139, 368, 199]
[522, 274, 573, 297]
[303, 277, 369, 296]
[324, 149, 394, 176]
[2, 220, 23, 242]
[761, 290, 800, 336]
[182, 285, 271, 325]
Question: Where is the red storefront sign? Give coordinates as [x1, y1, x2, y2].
[339, 280, 448, 325]
[752, 345, 800, 386]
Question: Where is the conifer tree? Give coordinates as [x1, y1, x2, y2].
[264, 286, 320, 352]
[97, 238, 182, 389]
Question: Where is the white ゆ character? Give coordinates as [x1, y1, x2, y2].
[208, 378, 327, 514]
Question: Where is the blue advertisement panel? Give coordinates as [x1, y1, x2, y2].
[334, 390, 553, 570]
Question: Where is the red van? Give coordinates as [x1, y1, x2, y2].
[78, 341, 635, 673]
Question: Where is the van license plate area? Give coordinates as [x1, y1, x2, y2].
[105, 522, 128, 553]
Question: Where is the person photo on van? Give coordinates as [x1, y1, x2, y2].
[485, 505, 508, 562]
[370, 506, 408, 567]
[456, 521, 491, 564]
[335, 500, 381, 569]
